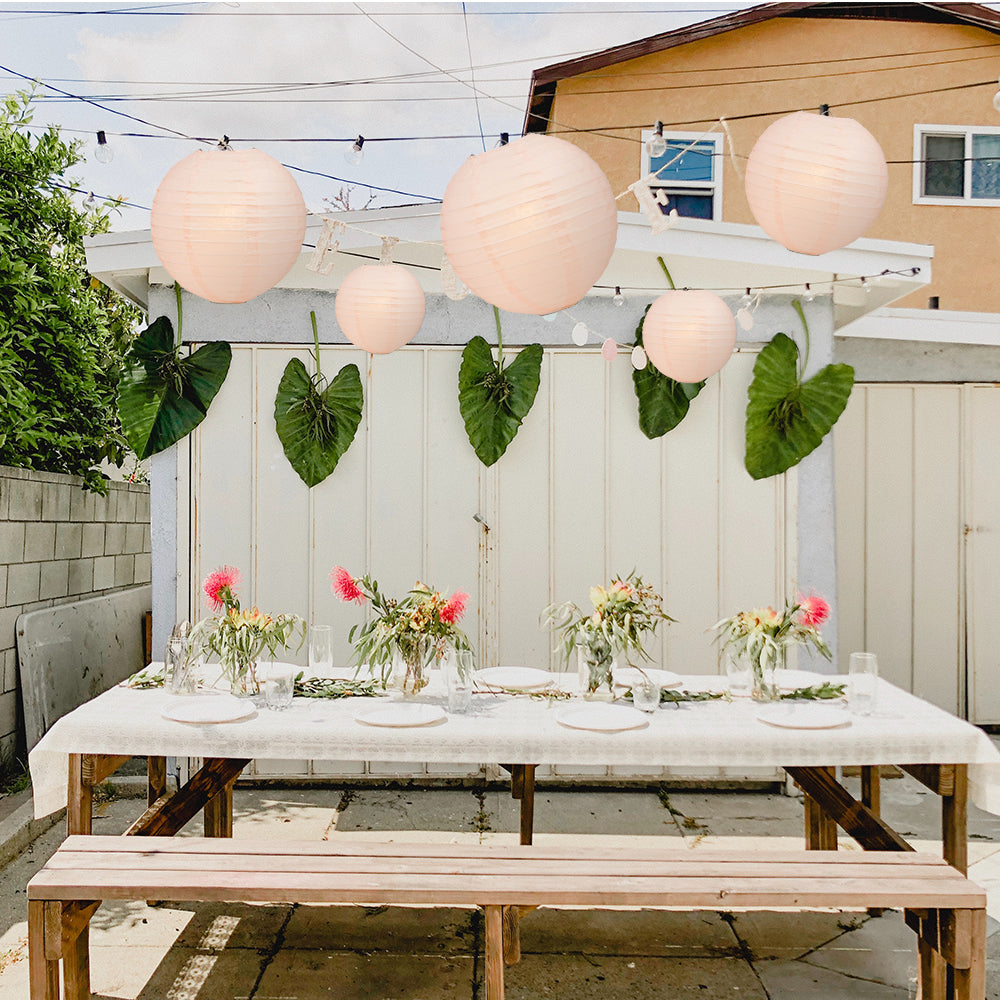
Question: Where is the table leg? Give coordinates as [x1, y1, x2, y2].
[861, 766, 885, 916]
[518, 765, 535, 847]
[803, 766, 838, 850]
[147, 756, 167, 808]
[204, 775, 234, 838]
[67, 754, 92, 836]
[943, 764, 968, 875]
[27, 900, 58, 1000]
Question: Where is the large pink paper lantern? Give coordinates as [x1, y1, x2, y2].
[440, 134, 618, 315]
[151, 148, 306, 303]
[744, 111, 888, 256]
[335, 263, 425, 354]
[643, 290, 737, 383]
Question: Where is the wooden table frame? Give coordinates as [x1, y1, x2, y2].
[59, 755, 971, 1000]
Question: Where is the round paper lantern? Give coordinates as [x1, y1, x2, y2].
[642, 290, 737, 383]
[151, 148, 306, 303]
[744, 111, 888, 256]
[440, 134, 617, 315]
[335, 263, 425, 354]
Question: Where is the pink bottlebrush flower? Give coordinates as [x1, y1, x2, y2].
[440, 591, 469, 624]
[331, 566, 366, 604]
[203, 565, 240, 613]
[797, 592, 830, 629]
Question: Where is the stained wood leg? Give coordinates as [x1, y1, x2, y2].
[28, 900, 59, 1000]
[943, 765, 968, 874]
[484, 905, 505, 1000]
[147, 756, 166, 808]
[502, 906, 521, 965]
[861, 766, 885, 915]
[518, 765, 535, 847]
[953, 908, 987, 1000]
[203, 770, 235, 838]
[62, 930, 90, 1000]
[802, 767, 838, 850]
[67, 755, 92, 837]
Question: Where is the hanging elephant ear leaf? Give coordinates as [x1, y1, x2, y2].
[459, 334, 542, 467]
[631, 305, 705, 440]
[118, 315, 232, 460]
[274, 359, 363, 488]
[745, 331, 854, 480]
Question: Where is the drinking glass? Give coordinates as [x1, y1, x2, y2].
[265, 662, 295, 711]
[166, 637, 197, 694]
[849, 652, 878, 717]
[725, 654, 751, 696]
[446, 648, 475, 715]
[308, 625, 334, 677]
[632, 674, 661, 713]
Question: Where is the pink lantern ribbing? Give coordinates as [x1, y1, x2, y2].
[643, 290, 737, 383]
[151, 148, 306, 304]
[440, 134, 618, 315]
[744, 111, 888, 256]
[335, 263, 425, 354]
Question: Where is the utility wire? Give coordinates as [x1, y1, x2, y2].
[461, 1, 486, 153]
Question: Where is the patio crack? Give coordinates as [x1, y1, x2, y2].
[717, 912, 772, 999]
[246, 902, 296, 999]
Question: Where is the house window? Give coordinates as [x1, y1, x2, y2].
[915, 126, 1000, 204]
[641, 131, 723, 221]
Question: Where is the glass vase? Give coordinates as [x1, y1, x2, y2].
[577, 639, 618, 700]
[749, 650, 782, 703]
[228, 660, 264, 705]
[390, 639, 430, 697]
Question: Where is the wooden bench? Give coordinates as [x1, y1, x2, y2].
[28, 836, 987, 1000]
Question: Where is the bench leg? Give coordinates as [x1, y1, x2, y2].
[28, 901, 59, 1000]
[953, 909, 986, 1000]
[484, 905, 505, 1000]
[918, 910, 947, 1000]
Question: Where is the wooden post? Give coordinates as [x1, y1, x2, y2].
[802, 767, 837, 850]
[518, 765, 535, 847]
[27, 900, 59, 1000]
[502, 906, 521, 965]
[484, 905, 506, 1000]
[147, 756, 167, 808]
[953, 908, 987, 1000]
[204, 775, 234, 838]
[943, 764, 968, 874]
[67, 755, 92, 836]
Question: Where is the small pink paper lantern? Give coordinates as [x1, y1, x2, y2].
[440, 134, 617, 315]
[151, 148, 306, 304]
[643, 290, 736, 383]
[744, 111, 888, 256]
[335, 263, 425, 354]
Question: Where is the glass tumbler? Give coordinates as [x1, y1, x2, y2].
[308, 624, 334, 677]
[632, 674, 661, 713]
[725, 653, 751, 696]
[265, 662, 296, 711]
[848, 652, 878, 716]
[446, 647, 475, 715]
[166, 637, 196, 694]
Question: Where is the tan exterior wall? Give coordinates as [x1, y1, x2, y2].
[546, 16, 1000, 311]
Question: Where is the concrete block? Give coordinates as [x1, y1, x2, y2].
[0, 606, 21, 646]
[142, 524, 151, 552]
[105, 522, 126, 556]
[41, 482, 70, 521]
[3, 647, 18, 691]
[54, 522, 83, 559]
[0, 565, 6, 607]
[68, 558, 94, 596]
[117, 489, 136, 522]
[0, 479, 8, 519]
[125, 522, 145, 553]
[93, 555, 115, 590]
[114, 554, 135, 587]
[6, 476, 42, 520]
[6, 563, 40, 605]
[136, 490, 150, 521]
[81, 522, 105, 557]
[0, 690, 15, 736]
[39, 560, 70, 600]
[91, 491, 110, 522]
[68, 486, 89, 521]
[0, 521, 25, 563]
[133, 552, 151, 584]
[23, 521, 56, 562]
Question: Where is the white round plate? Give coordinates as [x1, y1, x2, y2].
[556, 703, 650, 733]
[476, 666, 553, 691]
[756, 704, 851, 730]
[613, 667, 682, 690]
[354, 703, 446, 728]
[776, 670, 831, 691]
[161, 694, 256, 724]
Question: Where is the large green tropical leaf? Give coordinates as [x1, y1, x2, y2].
[745, 332, 854, 480]
[631, 307, 704, 439]
[274, 358, 363, 488]
[118, 315, 232, 460]
[459, 335, 542, 467]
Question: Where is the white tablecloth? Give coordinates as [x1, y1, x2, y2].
[29, 673, 1000, 819]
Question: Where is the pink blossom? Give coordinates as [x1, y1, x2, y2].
[797, 593, 830, 629]
[203, 566, 240, 613]
[331, 566, 366, 604]
[440, 591, 468, 624]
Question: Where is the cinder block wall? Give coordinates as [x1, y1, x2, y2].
[0, 466, 151, 756]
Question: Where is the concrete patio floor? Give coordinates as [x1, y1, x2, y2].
[1, 772, 999, 999]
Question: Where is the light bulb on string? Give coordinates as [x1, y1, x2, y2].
[647, 120, 667, 159]
[803, 283, 815, 302]
[93, 130, 113, 164]
[344, 135, 365, 167]
[613, 286, 625, 307]
[861, 276, 872, 294]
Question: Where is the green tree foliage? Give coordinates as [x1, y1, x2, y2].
[0, 91, 141, 492]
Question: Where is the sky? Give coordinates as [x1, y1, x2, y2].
[0, 0, 772, 231]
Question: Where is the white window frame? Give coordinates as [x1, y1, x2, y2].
[913, 124, 1000, 207]
[640, 130, 723, 222]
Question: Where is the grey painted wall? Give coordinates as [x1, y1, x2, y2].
[836, 336, 1000, 382]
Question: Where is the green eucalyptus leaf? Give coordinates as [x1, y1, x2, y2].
[745, 332, 854, 480]
[274, 358, 363, 488]
[118, 316, 232, 460]
[459, 335, 542, 467]
[631, 307, 704, 439]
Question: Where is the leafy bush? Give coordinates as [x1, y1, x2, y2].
[0, 90, 141, 492]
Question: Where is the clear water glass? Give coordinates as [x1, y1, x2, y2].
[166, 637, 196, 694]
[632, 675, 661, 713]
[265, 662, 295, 711]
[849, 652, 878, 716]
[446, 648, 475, 714]
[725, 654, 751, 696]
[308, 624, 334, 677]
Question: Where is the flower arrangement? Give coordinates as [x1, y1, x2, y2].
[713, 593, 831, 700]
[332, 566, 472, 694]
[189, 566, 305, 698]
[542, 572, 674, 693]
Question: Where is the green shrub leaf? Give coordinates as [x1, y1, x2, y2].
[118, 315, 232, 459]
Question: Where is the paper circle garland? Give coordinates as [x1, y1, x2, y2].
[151, 148, 306, 303]
[642, 290, 737, 383]
[334, 263, 426, 354]
[744, 111, 888, 256]
[440, 134, 618, 315]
